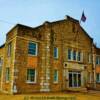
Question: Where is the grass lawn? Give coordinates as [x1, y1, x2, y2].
[0, 92, 100, 100]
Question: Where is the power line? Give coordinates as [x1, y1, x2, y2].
[0, 19, 16, 25]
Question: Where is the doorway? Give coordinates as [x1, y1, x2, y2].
[69, 71, 81, 87]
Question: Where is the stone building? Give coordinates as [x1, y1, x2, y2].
[0, 15, 99, 94]
[93, 45, 100, 90]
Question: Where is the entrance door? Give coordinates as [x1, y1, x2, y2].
[69, 71, 81, 87]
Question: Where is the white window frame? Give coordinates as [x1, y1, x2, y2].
[26, 69, 37, 84]
[53, 70, 58, 83]
[67, 49, 83, 62]
[96, 55, 100, 65]
[28, 42, 38, 56]
[68, 71, 81, 88]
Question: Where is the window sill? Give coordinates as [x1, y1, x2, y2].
[96, 82, 100, 83]
[96, 64, 100, 65]
[5, 81, 10, 83]
[26, 81, 36, 84]
[68, 86, 81, 88]
[28, 54, 37, 57]
[88, 63, 92, 64]
[53, 82, 58, 84]
[67, 60, 83, 63]
[54, 57, 59, 60]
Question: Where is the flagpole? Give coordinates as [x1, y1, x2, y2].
[79, 19, 81, 25]
[79, 11, 82, 25]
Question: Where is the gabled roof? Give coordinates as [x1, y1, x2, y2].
[39, 15, 93, 41]
[65, 16, 93, 41]
[80, 25, 93, 41]
[5, 15, 93, 41]
[6, 23, 33, 36]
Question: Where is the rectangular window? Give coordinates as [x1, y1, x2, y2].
[54, 70, 58, 83]
[7, 42, 12, 57]
[27, 69, 36, 83]
[73, 50, 76, 60]
[88, 53, 92, 63]
[28, 42, 37, 56]
[6, 68, 10, 82]
[77, 52, 81, 61]
[54, 47, 58, 59]
[96, 57, 99, 64]
[96, 73, 100, 83]
[96, 56, 100, 65]
[68, 49, 71, 60]
[0, 57, 3, 66]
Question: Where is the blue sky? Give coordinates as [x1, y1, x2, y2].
[0, 0, 100, 47]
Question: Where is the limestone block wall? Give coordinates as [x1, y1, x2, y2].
[49, 18, 93, 89]
[14, 36, 40, 93]
[2, 38, 16, 94]
[0, 46, 5, 91]
[0, 16, 97, 93]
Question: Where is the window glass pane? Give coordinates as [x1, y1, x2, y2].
[6, 68, 10, 81]
[0, 58, 2, 66]
[73, 50, 76, 60]
[27, 69, 35, 82]
[54, 47, 58, 58]
[69, 72, 81, 87]
[78, 74, 81, 87]
[69, 73, 72, 87]
[77, 52, 81, 61]
[28, 42, 37, 55]
[73, 73, 77, 87]
[98, 57, 100, 64]
[96, 73, 99, 82]
[68, 49, 71, 60]
[96, 57, 98, 64]
[54, 70, 58, 82]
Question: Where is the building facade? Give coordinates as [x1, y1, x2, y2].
[93, 46, 100, 90]
[0, 16, 99, 94]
